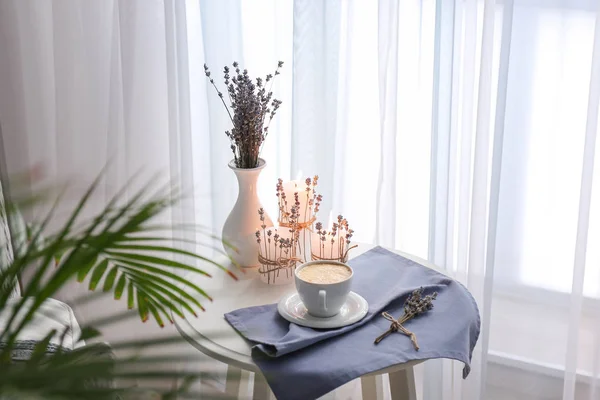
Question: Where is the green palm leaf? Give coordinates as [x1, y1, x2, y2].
[102, 266, 118, 292]
[127, 281, 135, 310]
[88, 259, 108, 290]
[114, 273, 127, 300]
[77, 255, 97, 282]
[27, 329, 57, 366]
[106, 256, 213, 301]
[0, 172, 239, 398]
[123, 269, 203, 316]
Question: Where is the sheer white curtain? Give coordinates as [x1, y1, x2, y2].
[1, 0, 600, 399]
[0, 0, 224, 348]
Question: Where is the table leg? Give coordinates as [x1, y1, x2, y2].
[389, 367, 417, 400]
[239, 369, 251, 399]
[226, 365, 242, 398]
[252, 372, 271, 400]
[361, 374, 384, 400]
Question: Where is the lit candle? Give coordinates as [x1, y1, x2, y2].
[277, 174, 319, 226]
[310, 213, 354, 261]
[256, 225, 300, 284]
[255, 225, 298, 264]
[283, 180, 313, 223]
[326, 210, 334, 231]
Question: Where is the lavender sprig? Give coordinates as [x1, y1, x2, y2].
[374, 287, 437, 349]
[204, 61, 284, 168]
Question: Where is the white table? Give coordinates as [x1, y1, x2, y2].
[175, 244, 437, 400]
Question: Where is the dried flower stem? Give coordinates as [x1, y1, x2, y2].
[207, 76, 234, 123]
[374, 313, 418, 348]
[311, 214, 354, 263]
[204, 61, 284, 168]
[374, 288, 437, 350]
[256, 207, 300, 283]
[261, 63, 283, 138]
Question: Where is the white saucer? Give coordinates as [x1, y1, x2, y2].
[277, 291, 369, 329]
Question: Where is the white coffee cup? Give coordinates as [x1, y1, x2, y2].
[294, 260, 354, 318]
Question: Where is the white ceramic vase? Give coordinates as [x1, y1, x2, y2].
[222, 158, 273, 268]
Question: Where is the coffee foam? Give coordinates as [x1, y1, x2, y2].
[297, 263, 352, 284]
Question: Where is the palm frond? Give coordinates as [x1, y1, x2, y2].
[0, 172, 240, 398]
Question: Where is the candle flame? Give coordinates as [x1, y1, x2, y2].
[295, 170, 303, 182]
[327, 210, 334, 232]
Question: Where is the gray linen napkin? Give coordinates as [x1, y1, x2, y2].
[225, 246, 480, 400]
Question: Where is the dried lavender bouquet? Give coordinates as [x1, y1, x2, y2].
[204, 61, 283, 169]
[374, 287, 437, 350]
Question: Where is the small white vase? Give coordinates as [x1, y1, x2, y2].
[222, 158, 273, 268]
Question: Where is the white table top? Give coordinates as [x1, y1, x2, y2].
[174, 243, 437, 372]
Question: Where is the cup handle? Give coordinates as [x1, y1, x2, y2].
[319, 290, 327, 311]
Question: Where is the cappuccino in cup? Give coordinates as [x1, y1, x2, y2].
[297, 263, 352, 284]
[295, 260, 354, 318]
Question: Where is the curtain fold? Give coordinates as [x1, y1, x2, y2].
[480, 0, 514, 398]
[565, 2, 600, 399]
[465, 0, 497, 398]
[291, 0, 343, 216]
[1, 1, 600, 399]
[376, 0, 399, 247]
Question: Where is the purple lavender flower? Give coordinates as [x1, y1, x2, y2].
[204, 61, 284, 168]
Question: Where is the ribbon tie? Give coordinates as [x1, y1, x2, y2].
[257, 254, 302, 284]
[382, 311, 402, 331]
[374, 311, 420, 350]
